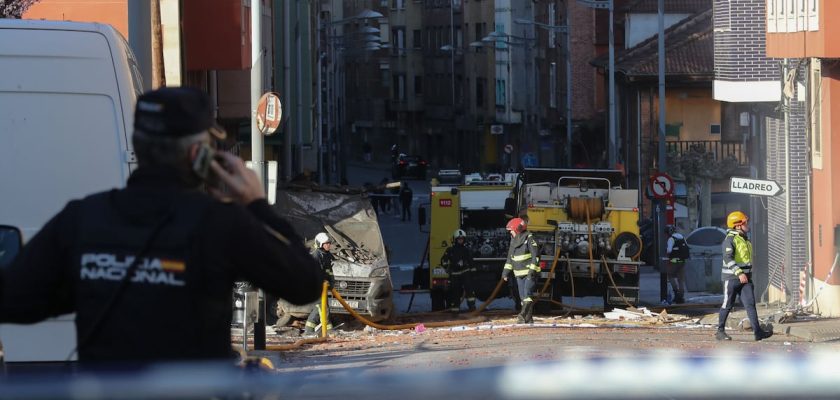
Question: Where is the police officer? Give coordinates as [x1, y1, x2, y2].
[304, 232, 335, 335]
[0, 87, 323, 363]
[441, 229, 476, 312]
[666, 225, 689, 304]
[502, 218, 540, 323]
[716, 211, 773, 341]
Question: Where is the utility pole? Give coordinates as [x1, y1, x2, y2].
[656, 0, 667, 304]
[250, 0, 266, 351]
[607, 0, 616, 168]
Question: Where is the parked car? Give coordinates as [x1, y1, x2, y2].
[393, 154, 428, 180]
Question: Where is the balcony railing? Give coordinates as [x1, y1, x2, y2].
[665, 140, 749, 167]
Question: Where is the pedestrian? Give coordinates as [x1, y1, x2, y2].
[390, 182, 401, 217]
[399, 183, 413, 222]
[390, 144, 399, 164]
[715, 211, 773, 341]
[363, 141, 372, 163]
[666, 225, 689, 304]
[501, 217, 540, 323]
[304, 233, 335, 336]
[441, 229, 476, 312]
[0, 87, 323, 363]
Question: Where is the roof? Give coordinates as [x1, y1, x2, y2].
[619, 0, 712, 14]
[591, 8, 713, 80]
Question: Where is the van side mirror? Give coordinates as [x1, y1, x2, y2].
[418, 206, 426, 227]
[0, 225, 23, 269]
[504, 198, 516, 217]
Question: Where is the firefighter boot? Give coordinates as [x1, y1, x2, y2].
[675, 291, 685, 304]
[516, 302, 526, 323]
[522, 301, 535, 324]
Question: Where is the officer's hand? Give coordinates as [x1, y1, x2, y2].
[739, 273, 748, 284]
[502, 275, 508, 282]
[210, 152, 266, 205]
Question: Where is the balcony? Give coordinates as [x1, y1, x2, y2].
[665, 140, 749, 167]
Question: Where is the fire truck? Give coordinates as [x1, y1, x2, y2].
[423, 172, 518, 311]
[506, 168, 643, 310]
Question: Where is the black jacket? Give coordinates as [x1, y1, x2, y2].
[312, 247, 335, 285]
[502, 231, 541, 279]
[0, 166, 322, 362]
[441, 243, 473, 276]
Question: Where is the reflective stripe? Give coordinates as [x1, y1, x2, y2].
[720, 280, 730, 308]
[504, 264, 513, 270]
[305, 321, 318, 328]
[513, 270, 531, 277]
[512, 254, 533, 261]
[724, 261, 737, 267]
[528, 264, 540, 271]
[523, 297, 533, 303]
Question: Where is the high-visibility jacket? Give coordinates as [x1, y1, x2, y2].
[503, 231, 540, 278]
[721, 229, 752, 280]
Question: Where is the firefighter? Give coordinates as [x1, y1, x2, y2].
[304, 232, 335, 336]
[716, 211, 773, 341]
[501, 217, 540, 323]
[665, 225, 689, 304]
[441, 229, 476, 312]
[0, 87, 322, 362]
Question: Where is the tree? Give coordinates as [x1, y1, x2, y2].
[1, 0, 39, 18]
[667, 143, 740, 228]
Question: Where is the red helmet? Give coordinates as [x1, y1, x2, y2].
[506, 218, 526, 233]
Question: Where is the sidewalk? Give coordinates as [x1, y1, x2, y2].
[638, 266, 840, 342]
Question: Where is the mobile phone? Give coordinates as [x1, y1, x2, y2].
[192, 143, 216, 182]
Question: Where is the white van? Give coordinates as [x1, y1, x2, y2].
[0, 19, 141, 362]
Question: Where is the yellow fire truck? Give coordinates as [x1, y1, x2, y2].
[505, 168, 643, 309]
[423, 172, 517, 311]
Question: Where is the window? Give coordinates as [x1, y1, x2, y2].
[767, 0, 777, 33]
[392, 27, 406, 56]
[395, 0, 405, 10]
[548, 3, 556, 48]
[549, 63, 557, 108]
[495, 78, 506, 106]
[710, 124, 721, 135]
[415, 75, 423, 96]
[811, 58, 822, 168]
[808, 0, 819, 31]
[381, 63, 391, 88]
[396, 74, 406, 101]
[476, 77, 485, 107]
[413, 29, 422, 49]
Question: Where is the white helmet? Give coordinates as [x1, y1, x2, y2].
[315, 232, 331, 247]
[453, 229, 467, 240]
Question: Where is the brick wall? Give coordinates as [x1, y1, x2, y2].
[714, 0, 778, 82]
[765, 94, 809, 304]
[569, 0, 597, 120]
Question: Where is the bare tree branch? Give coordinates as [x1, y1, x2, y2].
[1, 0, 39, 18]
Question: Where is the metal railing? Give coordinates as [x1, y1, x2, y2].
[665, 140, 749, 166]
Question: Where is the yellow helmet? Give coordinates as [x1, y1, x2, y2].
[727, 211, 748, 228]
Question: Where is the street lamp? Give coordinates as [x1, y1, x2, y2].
[514, 18, 572, 168]
[577, 0, 615, 168]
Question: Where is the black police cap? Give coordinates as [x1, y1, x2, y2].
[134, 87, 226, 140]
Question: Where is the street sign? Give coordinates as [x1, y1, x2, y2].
[490, 124, 504, 135]
[649, 173, 673, 199]
[256, 92, 282, 135]
[729, 177, 784, 197]
[503, 144, 514, 154]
